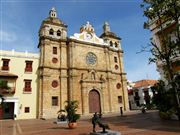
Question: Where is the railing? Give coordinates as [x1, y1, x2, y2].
[0, 87, 15, 94]
[1, 66, 9, 71]
[25, 67, 32, 72]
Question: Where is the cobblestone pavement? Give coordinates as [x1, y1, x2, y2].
[1, 110, 180, 135]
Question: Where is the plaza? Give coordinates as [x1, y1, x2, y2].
[0, 1, 180, 135]
[1, 110, 180, 135]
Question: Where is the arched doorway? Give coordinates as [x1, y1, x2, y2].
[89, 89, 101, 113]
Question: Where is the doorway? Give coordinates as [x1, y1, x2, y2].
[89, 89, 101, 113]
[2, 102, 14, 119]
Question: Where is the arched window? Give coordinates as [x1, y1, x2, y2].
[49, 29, 54, 35]
[57, 30, 61, 36]
[110, 41, 113, 47]
[115, 42, 118, 48]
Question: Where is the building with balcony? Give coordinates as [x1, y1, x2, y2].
[148, 13, 180, 82]
[0, 50, 39, 119]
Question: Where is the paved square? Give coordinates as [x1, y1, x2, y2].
[1, 111, 180, 135]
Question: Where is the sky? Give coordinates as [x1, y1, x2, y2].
[0, 0, 160, 82]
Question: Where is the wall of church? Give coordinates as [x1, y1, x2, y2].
[38, 38, 68, 118]
[67, 41, 128, 115]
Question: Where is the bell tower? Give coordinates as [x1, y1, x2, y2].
[100, 22, 129, 111]
[38, 7, 68, 119]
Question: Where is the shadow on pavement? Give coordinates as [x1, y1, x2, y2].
[49, 127, 69, 130]
[100, 110, 180, 133]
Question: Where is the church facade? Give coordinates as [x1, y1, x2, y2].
[38, 8, 129, 118]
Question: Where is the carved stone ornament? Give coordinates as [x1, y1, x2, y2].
[52, 80, 58, 88]
[116, 83, 121, 89]
[52, 57, 58, 63]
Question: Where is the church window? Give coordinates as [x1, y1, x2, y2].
[118, 96, 122, 103]
[110, 41, 113, 47]
[1, 58, 10, 71]
[49, 29, 54, 35]
[24, 79, 32, 92]
[57, 30, 61, 36]
[52, 96, 58, 106]
[25, 61, 33, 72]
[53, 47, 57, 54]
[114, 56, 118, 63]
[86, 52, 97, 65]
[115, 64, 119, 70]
[52, 80, 58, 88]
[116, 83, 121, 89]
[115, 42, 118, 48]
[52, 57, 58, 63]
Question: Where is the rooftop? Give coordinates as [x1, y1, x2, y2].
[133, 80, 157, 89]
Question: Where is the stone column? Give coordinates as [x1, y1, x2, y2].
[118, 51, 129, 111]
[81, 82, 88, 115]
[104, 48, 112, 112]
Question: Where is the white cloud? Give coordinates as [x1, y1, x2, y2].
[0, 20, 37, 52]
[0, 30, 17, 42]
[126, 63, 160, 82]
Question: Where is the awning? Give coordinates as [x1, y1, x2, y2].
[0, 72, 18, 79]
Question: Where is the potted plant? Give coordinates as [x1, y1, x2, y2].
[65, 100, 80, 129]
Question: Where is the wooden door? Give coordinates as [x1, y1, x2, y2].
[89, 90, 101, 113]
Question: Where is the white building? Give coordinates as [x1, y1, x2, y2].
[0, 50, 39, 119]
[128, 80, 157, 110]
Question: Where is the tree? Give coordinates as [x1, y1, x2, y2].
[140, 0, 180, 120]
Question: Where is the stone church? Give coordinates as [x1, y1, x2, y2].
[38, 7, 129, 118]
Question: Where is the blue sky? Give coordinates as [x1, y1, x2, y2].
[0, 0, 160, 82]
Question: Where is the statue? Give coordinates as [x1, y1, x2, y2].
[92, 112, 99, 132]
[91, 112, 110, 133]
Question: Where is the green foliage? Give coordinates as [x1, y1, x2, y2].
[152, 80, 176, 111]
[65, 100, 80, 122]
[151, 79, 180, 120]
[0, 80, 7, 106]
[141, 0, 180, 120]
[0, 80, 10, 89]
[141, 0, 180, 80]
[159, 111, 171, 120]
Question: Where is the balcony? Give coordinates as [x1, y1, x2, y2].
[0, 72, 18, 95]
[0, 87, 15, 94]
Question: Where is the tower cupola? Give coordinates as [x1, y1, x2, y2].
[80, 21, 95, 33]
[49, 7, 57, 18]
